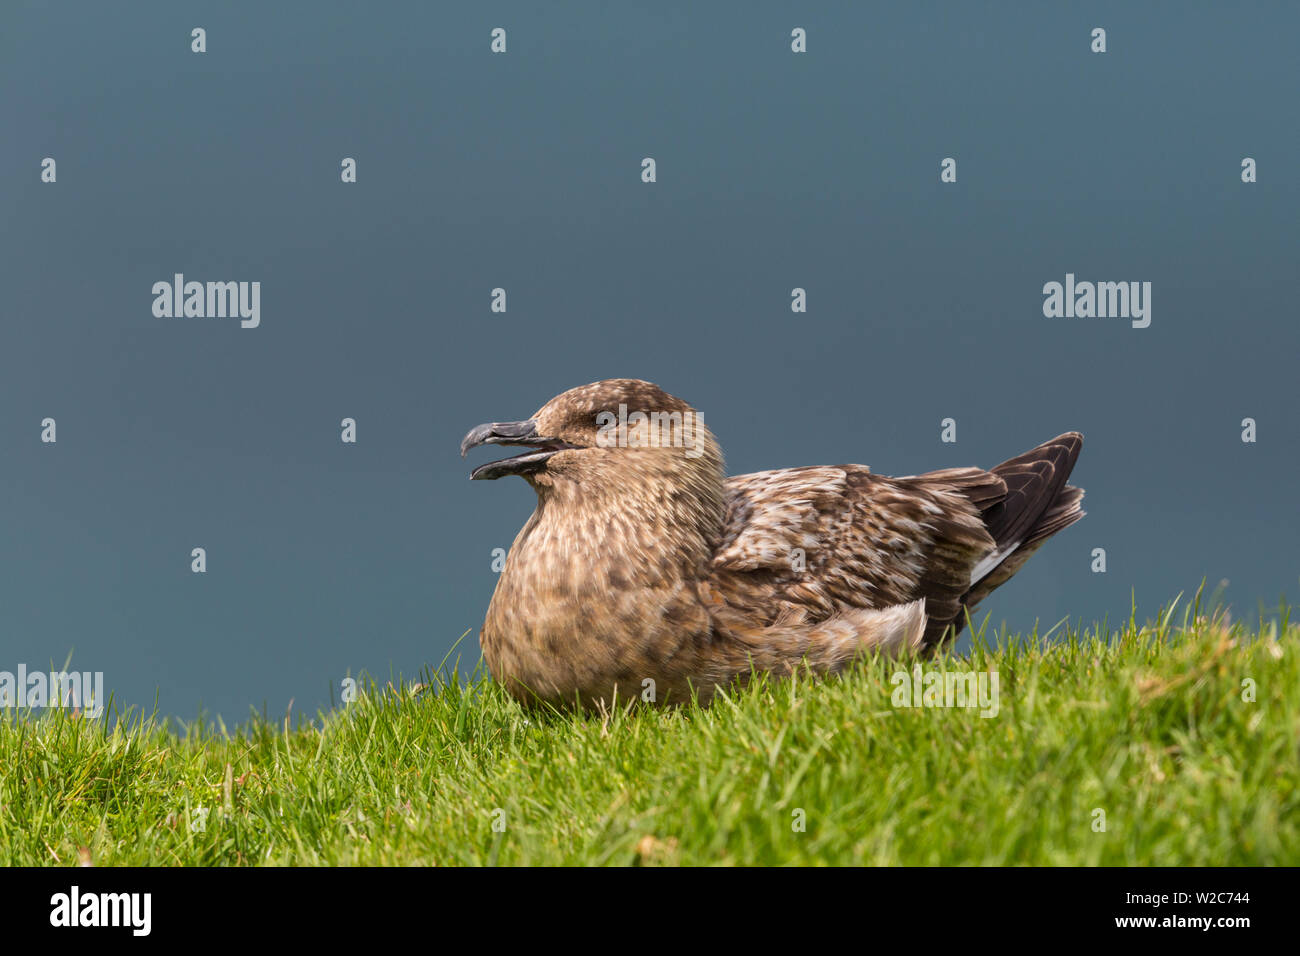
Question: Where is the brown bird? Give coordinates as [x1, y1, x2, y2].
[462, 379, 1084, 709]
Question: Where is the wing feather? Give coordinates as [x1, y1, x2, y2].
[709, 465, 998, 645]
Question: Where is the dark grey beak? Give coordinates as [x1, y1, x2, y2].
[460, 420, 542, 457]
[460, 420, 575, 480]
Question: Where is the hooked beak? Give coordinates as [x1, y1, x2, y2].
[460, 420, 576, 480]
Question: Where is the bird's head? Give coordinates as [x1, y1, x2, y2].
[460, 378, 724, 504]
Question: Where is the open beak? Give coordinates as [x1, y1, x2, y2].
[460, 420, 576, 480]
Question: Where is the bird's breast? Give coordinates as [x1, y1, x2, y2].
[480, 507, 713, 704]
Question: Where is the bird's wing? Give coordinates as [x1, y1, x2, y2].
[710, 465, 1002, 644]
[711, 466, 849, 572]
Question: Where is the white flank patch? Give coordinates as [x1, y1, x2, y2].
[969, 541, 1021, 587]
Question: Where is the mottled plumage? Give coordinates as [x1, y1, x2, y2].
[461, 379, 1084, 708]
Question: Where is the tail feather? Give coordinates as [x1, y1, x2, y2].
[1022, 484, 1085, 548]
[980, 432, 1082, 551]
[937, 434, 1085, 642]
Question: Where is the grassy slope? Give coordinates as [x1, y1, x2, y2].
[1, 610, 1297, 866]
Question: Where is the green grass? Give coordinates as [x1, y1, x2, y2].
[2, 603, 1297, 866]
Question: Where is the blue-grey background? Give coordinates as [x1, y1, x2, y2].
[2, 2, 1296, 722]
